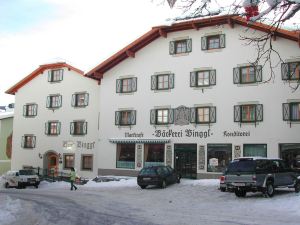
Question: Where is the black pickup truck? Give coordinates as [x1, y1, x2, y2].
[220, 157, 300, 197]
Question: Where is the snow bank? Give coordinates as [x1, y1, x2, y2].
[85, 176, 137, 188]
[0, 196, 21, 225]
[181, 178, 219, 186]
[38, 180, 70, 189]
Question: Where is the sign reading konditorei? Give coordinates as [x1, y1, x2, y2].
[223, 131, 250, 137]
[153, 129, 212, 138]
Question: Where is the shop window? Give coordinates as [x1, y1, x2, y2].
[243, 144, 267, 157]
[21, 135, 36, 149]
[116, 77, 137, 93]
[48, 69, 63, 82]
[280, 144, 300, 171]
[45, 121, 61, 135]
[233, 65, 262, 84]
[115, 110, 136, 126]
[201, 34, 225, 50]
[234, 104, 263, 125]
[81, 155, 93, 171]
[150, 108, 174, 125]
[23, 104, 37, 117]
[283, 102, 300, 122]
[72, 93, 89, 107]
[151, 74, 174, 90]
[169, 39, 192, 55]
[64, 154, 74, 169]
[70, 121, 87, 135]
[190, 70, 216, 87]
[144, 144, 164, 167]
[46, 95, 62, 109]
[281, 61, 300, 81]
[207, 144, 232, 172]
[116, 144, 135, 169]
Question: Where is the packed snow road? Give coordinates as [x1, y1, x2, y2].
[1, 178, 300, 225]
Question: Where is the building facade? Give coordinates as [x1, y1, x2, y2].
[7, 16, 300, 179]
[0, 112, 13, 175]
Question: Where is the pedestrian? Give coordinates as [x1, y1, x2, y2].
[70, 167, 77, 191]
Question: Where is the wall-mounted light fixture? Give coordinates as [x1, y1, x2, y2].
[38, 153, 43, 159]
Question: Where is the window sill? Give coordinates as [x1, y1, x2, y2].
[81, 169, 93, 171]
[236, 82, 259, 87]
[172, 52, 189, 57]
[154, 89, 171, 93]
[203, 49, 222, 53]
[24, 115, 37, 118]
[118, 92, 135, 96]
[117, 125, 134, 128]
[192, 86, 213, 91]
[49, 80, 62, 83]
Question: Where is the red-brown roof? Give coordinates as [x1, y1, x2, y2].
[6, 62, 84, 95]
[86, 15, 300, 80]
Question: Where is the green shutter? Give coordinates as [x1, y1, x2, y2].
[21, 136, 25, 148]
[45, 122, 49, 135]
[115, 111, 121, 125]
[256, 104, 263, 122]
[71, 94, 76, 107]
[233, 67, 240, 84]
[281, 63, 289, 80]
[83, 122, 87, 134]
[58, 122, 61, 135]
[169, 74, 175, 89]
[131, 110, 136, 125]
[70, 122, 74, 135]
[234, 105, 241, 122]
[131, 77, 137, 92]
[256, 65, 262, 82]
[48, 70, 52, 82]
[219, 34, 225, 48]
[23, 105, 27, 116]
[46, 96, 50, 108]
[210, 107, 216, 123]
[168, 109, 174, 124]
[190, 72, 197, 87]
[150, 109, 156, 125]
[201, 37, 207, 50]
[190, 107, 196, 123]
[33, 104, 37, 116]
[282, 103, 290, 121]
[84, 93, 89, 106]
[58, 95, 62, 107]
[116, 79, 122, 93]
[151, 75, 157, 90]
[187, 39, 192, 52]
[169, 41, 175, 55]
[209, 70, 216, 85]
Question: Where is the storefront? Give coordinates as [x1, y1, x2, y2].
[280, 144, 300, 170]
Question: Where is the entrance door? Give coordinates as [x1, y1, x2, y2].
[174, 144, 197, 179]
[47, 153, 58, 176]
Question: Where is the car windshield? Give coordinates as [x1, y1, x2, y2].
[139, 167, 157, 176]
[19, 169, 36, 175]
[227, 160, 256, 173]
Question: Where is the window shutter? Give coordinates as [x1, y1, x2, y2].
[201, 37, 207, 50]
[233, 67, 240, 84]
[210, 107, 216, 123]
[21, 136, 25, 148]
[169, 41, 175, 55]
[131, 77, 137, 92]
[256, 65, 262, 82]
[48, 70, 52, 82]
[168, 109, 174, 124]
[234, 105, 241, 122]
[45, 122, 49, 135]
[190, 72, 197, 87]
[190, 107, 196, 123]
[70, 122, 74, 135]
[59, 69, 63, 81]
[84, 93, 89, 106]
[169, 73, 175, 89]
[83, 122, 87, 134]
[58, 95, 62, 107]
[23, 105, 27, 116]
[187, 39, 192, 53]
[115, 111, 121, 125]
[151, 75, 157, 90]
[281, 63, 289, 80]
[32, 136, 36, 148]
[150, 109, 156, 125]
[58, 122, 61, 135]
[33, 104, 37, 116]
[71, 94, 76, 107]
[282, 103, 290, 121]
[209, 70, 216, 85]
[131, 110, 136, 125]
[46, 96, 50, 108]
[256, 104, 263, 122]
[116, 79, 122, 93]
[219, 34, 225, 48]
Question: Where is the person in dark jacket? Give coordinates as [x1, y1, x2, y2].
[70, 167, 77, 191]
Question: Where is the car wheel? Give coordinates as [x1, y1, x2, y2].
[17, 183, 22, 189]
[5, 182, 9, 189]
[35, 184, 39, 189]
[220, 187, 226, 192]
[140, 185, 147, 189]
[161, 180, 166, 189]
[264, 181, 275, 197]
[234, 189, 246, 197]
[294, 181, 300, 193]
[176, 175, 181, 184]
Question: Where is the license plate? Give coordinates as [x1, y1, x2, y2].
[233, 183, 245, 187]
[143, 178, 151, 181]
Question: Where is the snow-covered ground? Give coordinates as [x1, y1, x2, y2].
[1, 175, 300, 225]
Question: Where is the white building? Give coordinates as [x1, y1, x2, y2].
[7, 15, 300, 179]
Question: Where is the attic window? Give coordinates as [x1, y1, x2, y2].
[48, 69, 63, 82]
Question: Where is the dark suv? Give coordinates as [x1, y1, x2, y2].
[221, 157, 300, 197]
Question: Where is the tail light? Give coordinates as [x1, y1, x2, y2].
[220, 175, 225, 183]
[252, 175, 257, 182]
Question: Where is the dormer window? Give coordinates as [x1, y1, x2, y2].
[48, 69, 63, 82]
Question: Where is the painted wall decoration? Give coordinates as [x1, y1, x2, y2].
[6, 133, 12, 159]
[234, 145, 241, 158]
[136, 144, 143, 168]
[174, 105, 190, 126]
[166, 145, 172, 166]
[198, 145, 205, 170]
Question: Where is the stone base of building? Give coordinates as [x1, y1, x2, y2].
[98, 168, 139, 177]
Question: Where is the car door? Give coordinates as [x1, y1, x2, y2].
[166, 166, 176, 184]
[278, 160, 294, 186]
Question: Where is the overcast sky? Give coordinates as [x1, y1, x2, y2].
[0, 0, 181, 105]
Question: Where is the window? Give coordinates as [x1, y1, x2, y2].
[282, 61, 300, 80]
[283, 102, 300, 122]
[144, 144, 165, 167]
[234, 104, 263, 124]
[64, 154, 74, 169]
[169, 39, 192, 55]
[21, 135, 36, 148]
[45, 121, 61, 135]
[190, 70, 216, 87]
[81, 155, 93, 171]
[243, 144, 267, 157]
[23, 104, 37, 117]
[70, 121, 87, 135]
[150, 109, 173, 125]
[280, 144, 300, 170]
[46, 95, 62, 109]
[116, 144, 135, 169]
[48, 69, 63, 82]
[201, 34, 225, 50]
[190, 106, 216, 124]
[207, 144, 232, 172]
[151, 74, 174, 90]
[72, 93, 89, 107]
[115, 110, 136, 126]
[116, 77, 137, 93]
[233, 65, 262, 84]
